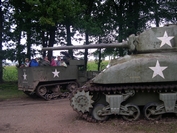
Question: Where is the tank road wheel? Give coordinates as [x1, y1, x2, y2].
[122, 104, 140, 121]
[92, 104, 109, 121]
[36, 86, 47, 96]
[143, 102, 162, 121]
[71, 90, 93, 113]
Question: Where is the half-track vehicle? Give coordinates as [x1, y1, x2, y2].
[18, 59, 98, 100]
[43, 24, 177, 122]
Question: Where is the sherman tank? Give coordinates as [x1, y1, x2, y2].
[43, 24, 177, 122]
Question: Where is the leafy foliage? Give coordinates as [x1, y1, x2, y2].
[0, 0, 177, 78]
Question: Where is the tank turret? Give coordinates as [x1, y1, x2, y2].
[44, 25, 177, 122]
[43, 24, 177, 53]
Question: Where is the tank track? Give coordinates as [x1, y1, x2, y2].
[36, 81, 78, 100]
[70, 82, 177, 122]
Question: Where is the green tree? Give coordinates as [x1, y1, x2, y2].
[75, 0, 106, 70]
[2, 0, 177, 73]
[0, 0, 3, 83]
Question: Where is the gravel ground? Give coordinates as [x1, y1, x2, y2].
[0, 97, 177, 133]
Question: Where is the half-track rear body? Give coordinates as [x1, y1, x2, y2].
[43, 25, 177, 121]
[18, 59, 98, 100]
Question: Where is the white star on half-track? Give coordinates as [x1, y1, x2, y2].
[71, 90, 93, 113]
[52, 69, 60, 78]
[23, 72, 27, 80]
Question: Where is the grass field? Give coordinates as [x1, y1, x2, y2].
[87, 60, 109, 71]
[0, 61, 109, 100]
[3, 66, 18, 81]
[0, 82, 24, 100]
[0, 66, 25, 100]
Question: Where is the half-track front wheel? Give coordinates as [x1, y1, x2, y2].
[143, 102, 162, 121]
[92, 104, 109, 121]
[122, 104, 140, 121]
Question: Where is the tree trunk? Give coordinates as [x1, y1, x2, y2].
[16, 29, 22, 66]
[26, 30, 31, 59]
[113, 0, 124, 56]
[0, 0, 3, 83]
[48, 26, 56, 61]
[154, 0, 159, 27]
[42, 31, 47, 58]
[66, 24, 73, 58]
[84, 33, 89, 70]
[97, 48, 101, 71]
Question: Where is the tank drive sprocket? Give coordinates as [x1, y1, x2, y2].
[71, 90, 93, 113]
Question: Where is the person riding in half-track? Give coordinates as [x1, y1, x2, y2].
[43, 24, 177, 122]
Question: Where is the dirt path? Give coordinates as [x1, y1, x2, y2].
[0, 97, 177, 133]
[0, 97, 123, 133]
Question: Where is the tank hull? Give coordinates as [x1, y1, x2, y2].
[70, 52, 177, 122]
[93, 52, 177, 84]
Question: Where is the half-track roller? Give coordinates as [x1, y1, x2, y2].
[43, 24, 177, 122]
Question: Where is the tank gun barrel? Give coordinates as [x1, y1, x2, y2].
[42, 41, 129, 51]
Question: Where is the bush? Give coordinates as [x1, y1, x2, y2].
[3, 66, 18, 81]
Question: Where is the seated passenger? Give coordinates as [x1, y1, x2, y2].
[25, 58, 30, 67]
[50, 56, 57, 66]
[56, 56, 61, 66]
[29, 59, 39, 67]
[20, 62, 25, 68]
[44, 56, 50, 63]
[60, 59, 67, 67]
[39, 56, 50, 66]
[61, 51, 71, 65]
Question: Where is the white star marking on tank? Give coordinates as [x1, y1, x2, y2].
[157, 31, 174, 47]
[52, 69, 60, 77]
[23, 72, 27, 80]
[149, 60, 168, 79]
